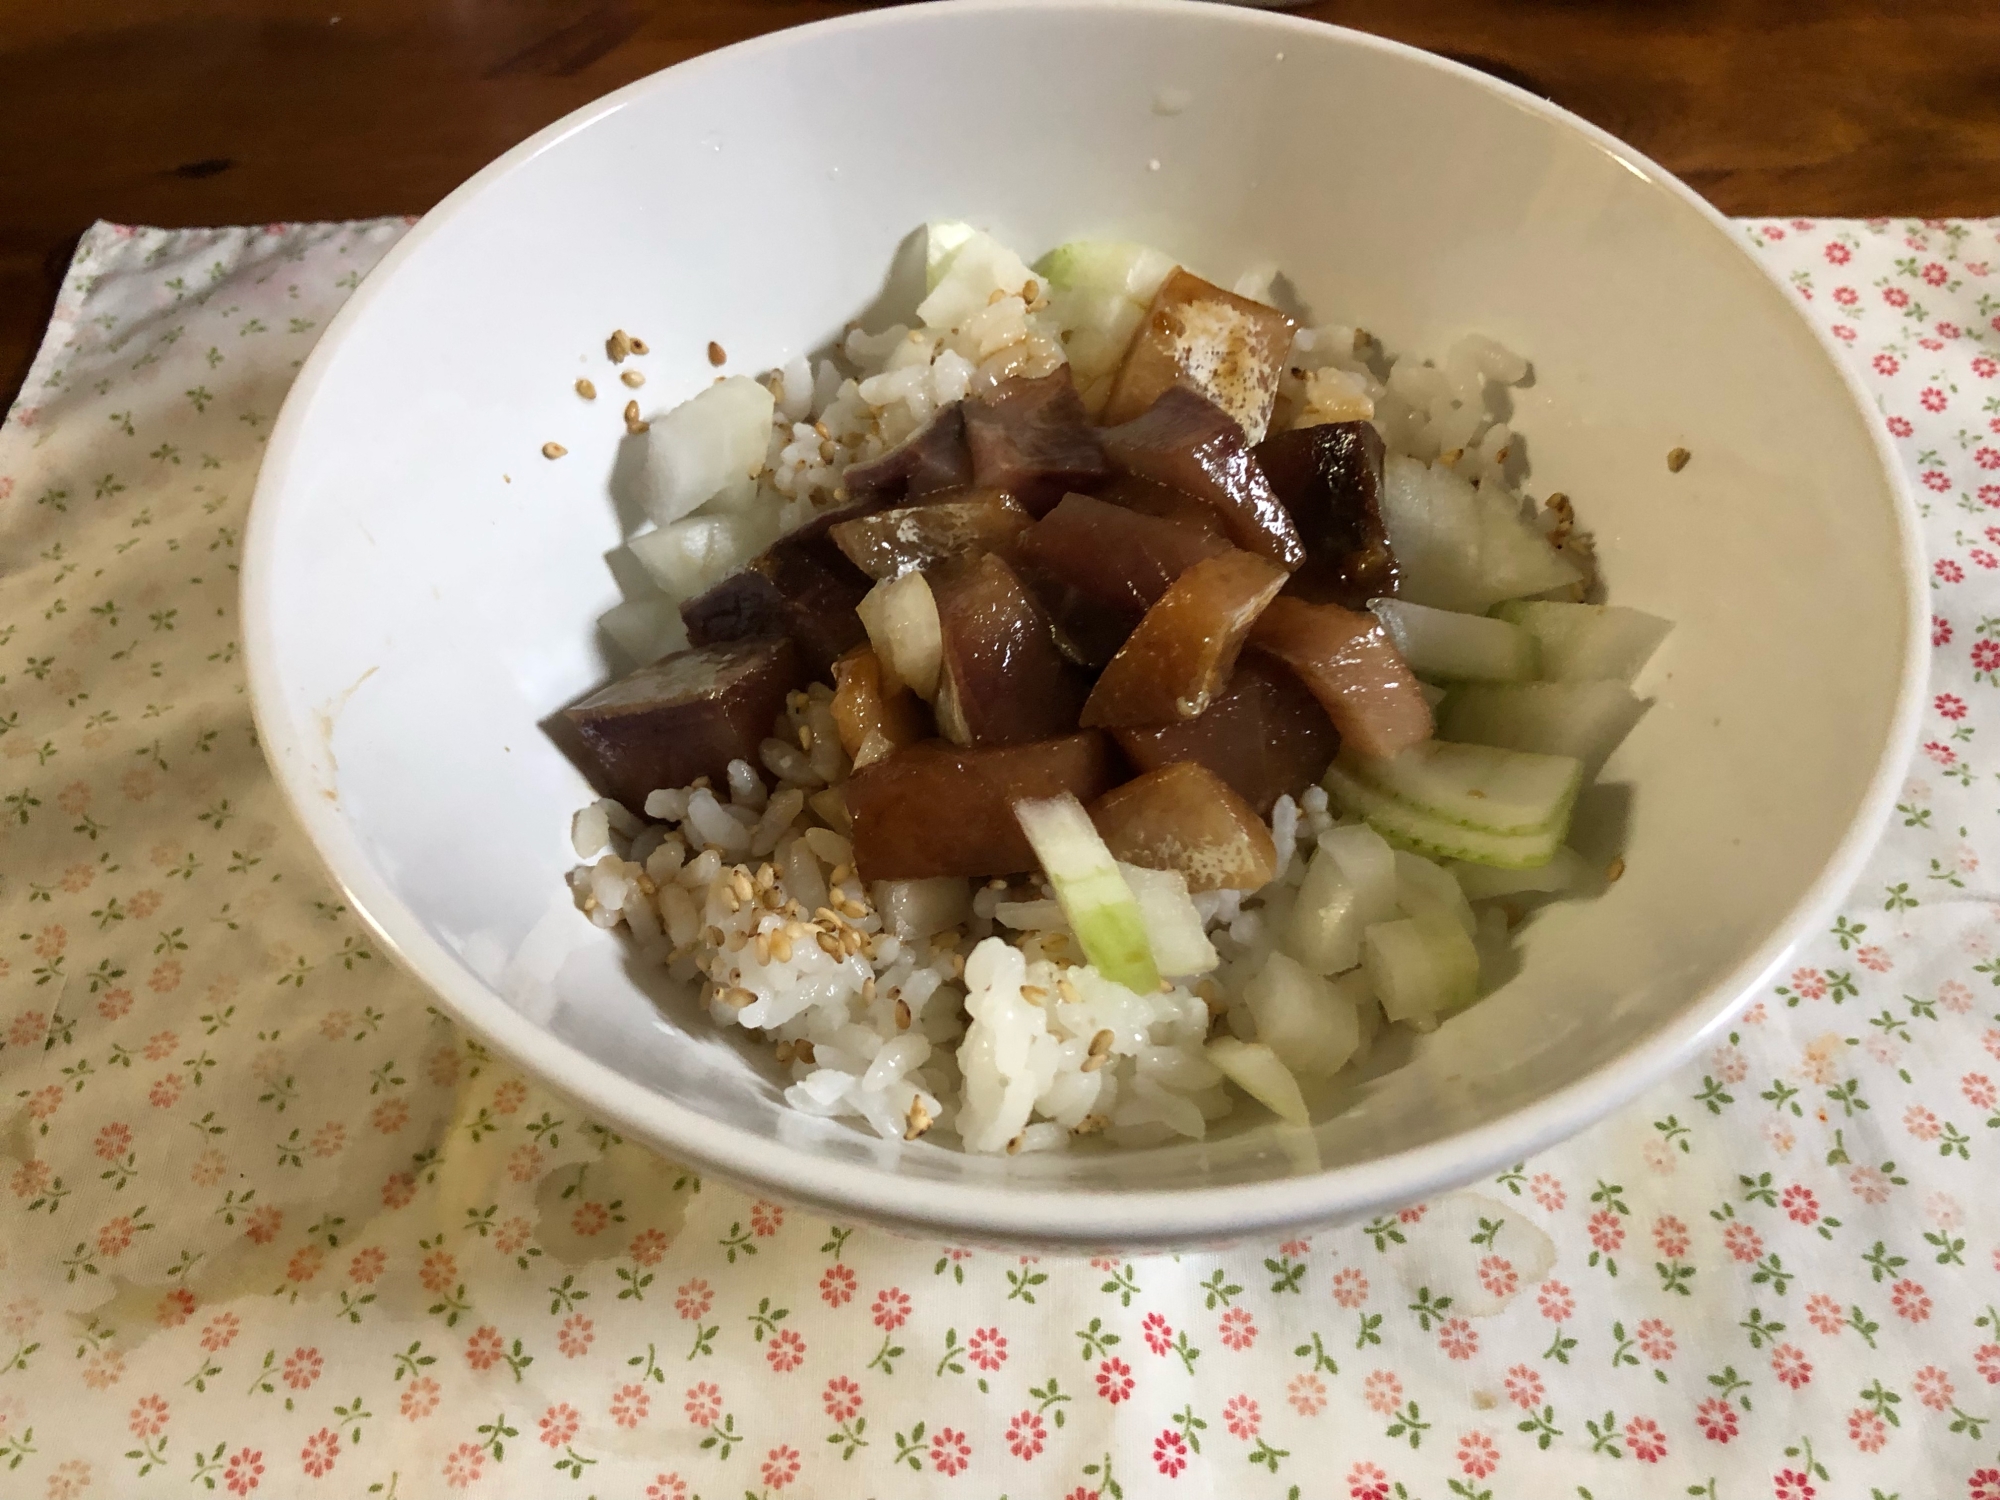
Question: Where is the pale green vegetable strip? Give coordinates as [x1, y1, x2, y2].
[1448, 846, 1600, 901]
[1284, 823, 1397, 975]
[1492, 600, 1672, 683]
[1371, 598, 1539, 682]
[1014, 794, 1160, 995]
[1243, 951, 1360, 1077]
[1393, 850, 1477, 938]
[1206, 1037, 1311, 1127]
[1323, 762, 1563, 869]
[1117, 862, 1219, 976]
[1363, 915, 1478, 1028]
[1342, 740, 1582, 836]
[1437, 680, 1647, 780]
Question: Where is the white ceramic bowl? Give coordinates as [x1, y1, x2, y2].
[244, 0, 1923, 1250]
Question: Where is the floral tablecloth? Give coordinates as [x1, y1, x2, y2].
[1, 214, 1997, 1500]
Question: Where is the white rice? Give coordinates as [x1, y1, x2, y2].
[573, 287, 1595, 1152]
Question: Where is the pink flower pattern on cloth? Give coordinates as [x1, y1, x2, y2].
[0, 215, 1998, 1498]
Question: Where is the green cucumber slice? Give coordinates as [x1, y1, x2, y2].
[1341, 741, 1582, 836]
[1363, 914, 1479, 1027]
[1014, 794, 1160, 995]
[1371, 598, 1538, 682]
[1436, 680, 1646, 780]
[1492, 600, 1672, 683]
[1323, 762, 1563, 869]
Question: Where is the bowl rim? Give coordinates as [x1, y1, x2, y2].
[242, 0, 1927, 1248]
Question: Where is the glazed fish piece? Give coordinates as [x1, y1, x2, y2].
[1015, 491, 1232, 615]
[1250, 595, 1433, 759]
[1079, 549, 1288, 728]
[1100, 386, 1305, 569]
[565, 636, 805, 812]
[1254, 420, 1398, 608]
[829, 488, 1033, 580]
[841, 402, 974, 500]
[1111, 650, 1338, 816]
[679, 526, 872, 681]
[931, 551, 1087, 746]
[961, 367, 1112, 515]
[1100, 267, 1296, 442]
[847, 732, 1118, 880]
[1089, 761, 1278, 892]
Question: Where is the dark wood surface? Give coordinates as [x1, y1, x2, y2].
[4, 1, 1998, 409]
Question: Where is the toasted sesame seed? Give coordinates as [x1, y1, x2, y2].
[629, 335, 649, 355]
[707, 341, 726, 366]
[795, 1039, 816, 1064]
[1088, 1028, 1114, 1057]
[606, 329, 633, 362]
[904, 1095, 933, 1140]
[722, 986, 754, 1009]
[1072, 1112, 1109, 1136]
[624, 400, 649, 434]
[987, 288, 1008, 307]
[1005, 1132, 1024, 1155]
[828, 863, 852, 887]
[894, 998, 912, 1030]
[621, 369, 646, 388]
[1080, 1052, 1108, 1073]
[705, 925, 724, 946]
[816, 932, 842, 957]
[862, 977, 876, 1002]
[1022, 278, 1040, 303]
[1021, 985, 1047, 1005]
[541, 441, 567, 459]
[1606, 857, 1626, 882]
[753, 932, 771, 965]
[770, 930, 793, 963]
[1667, 447, 1691, 473]
[755, 863, 778, 891]
[1057, 977, 1081, 1006]
[774, 1040, 794, 1064]
[575, 378, 597, 400]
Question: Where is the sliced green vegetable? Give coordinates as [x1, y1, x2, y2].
[1341, 740, 1582, 836]
[924, 221, 979, 291]
[1363, 914, 1478, 1028]
[1032, 240, 1178, 301]
[1117, 861, 1219, 976]
[1392, 850, 1477, 938]
[1371, 598, 1539, 682]
[1243, 951, 1361, 1076]
[1448, 846, 1602, 901]
[1492, 600, 1672, 683]
[1436, 679, 1646, 780]
[1206, 1036, 1311, 1126]
[1322, 761, 1563, 869]
[1014, 793, 1160, 995]
[1284, 823, 1397, 975]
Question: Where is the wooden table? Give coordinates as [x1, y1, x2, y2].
[4, 1, 1996, 407]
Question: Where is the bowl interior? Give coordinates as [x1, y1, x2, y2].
[246, 0, 1916, 1246]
